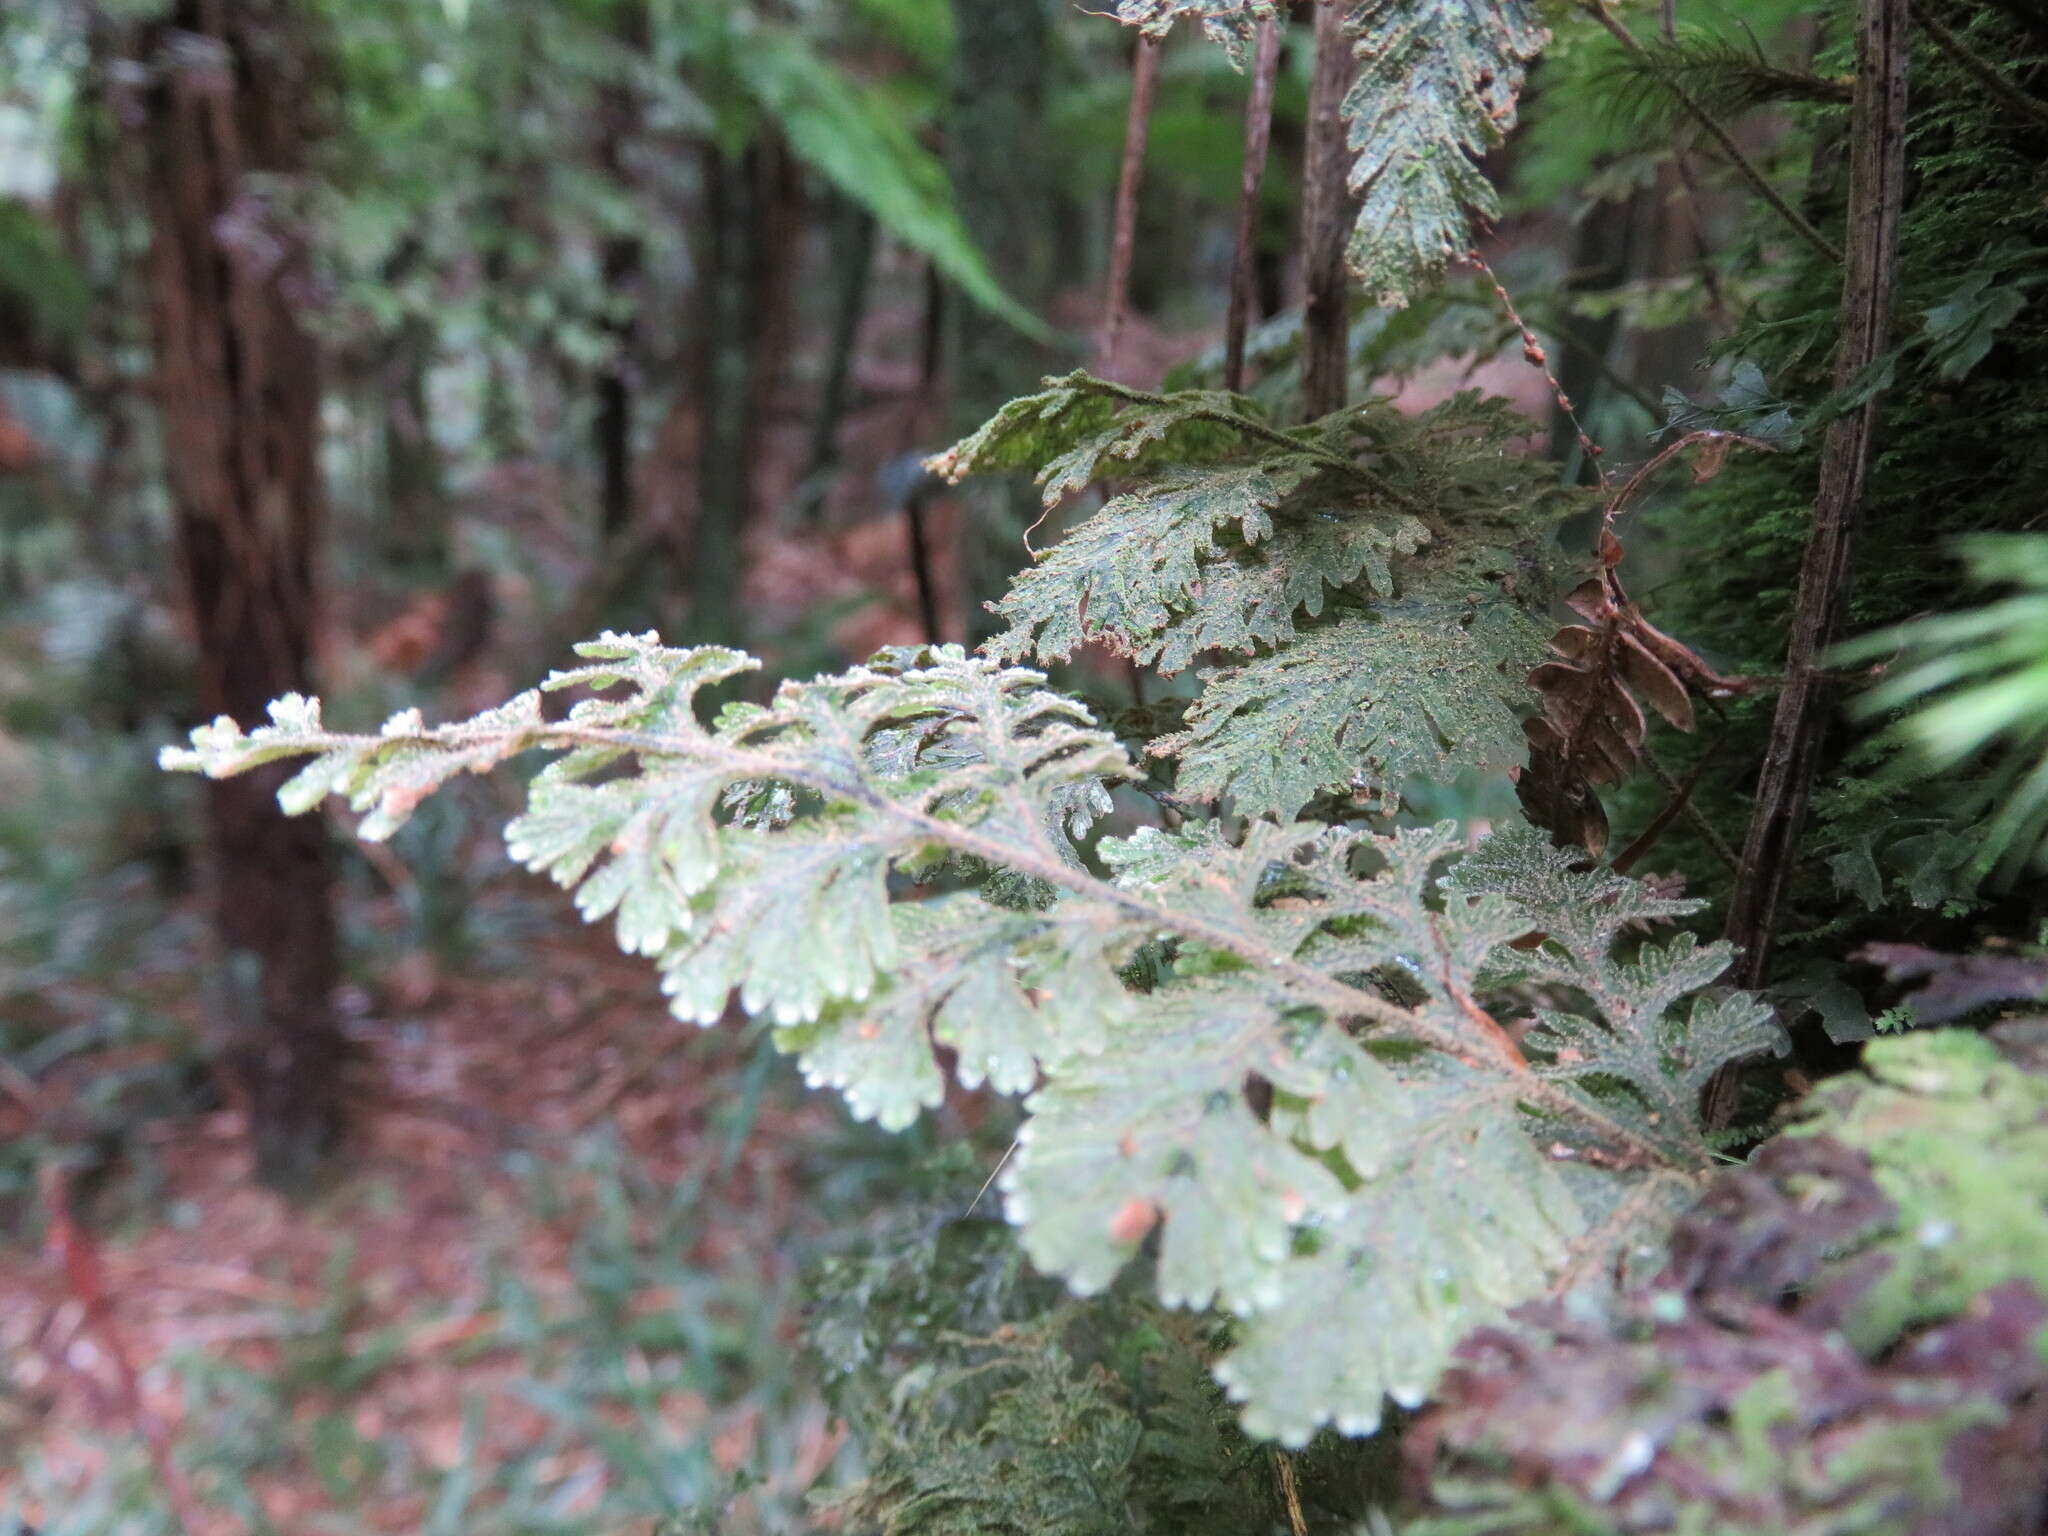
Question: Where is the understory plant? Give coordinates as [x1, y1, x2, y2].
[162, 0, 2048, 1527]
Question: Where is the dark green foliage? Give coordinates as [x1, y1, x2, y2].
[810, 1192, 1281, 1536]
[1631, 4, 2048, 961]
[1408, 1031, 2048, 1535]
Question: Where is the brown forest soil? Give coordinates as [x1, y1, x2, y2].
[1, 923, 852, 1534]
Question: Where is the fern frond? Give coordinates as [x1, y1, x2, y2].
[1115, 0, 1283, 67]
[1595, 30, 1851, 136]
[1156, 585, 1548, 820]
[942, 382, 1569, 814]
[165, 639, 1767, 1443]
[1339, 0, 1549, 305]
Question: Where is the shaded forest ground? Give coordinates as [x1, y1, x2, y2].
[3, 913, 886, 1534]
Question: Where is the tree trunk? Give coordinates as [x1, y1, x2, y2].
[1300, 1, 1356, 420]
[948, 0, 1058, 645]
[137, 0, 343, 1187]
[382, 313, 446, 578]
[594, 0, 649, 543]
[689, 143, 752, 645]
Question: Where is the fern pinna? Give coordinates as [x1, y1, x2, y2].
[164, 2, 1773, 1447]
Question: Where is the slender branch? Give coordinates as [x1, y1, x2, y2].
[1100, 35, 1163, 379]
[1464, 249, 1609, 487]
[1580, 0, 1845, 266]
[1908, 0, 2048, 131]
[1225, 18, 1284, 393]
[1718, 0, 1911, 1116]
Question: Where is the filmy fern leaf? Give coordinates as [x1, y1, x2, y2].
[1155, 589, 1547, 819]
[1340, 0, 1548, 304]
[166, 638, 1766, 1443]
[1114, 0, 1282, 67]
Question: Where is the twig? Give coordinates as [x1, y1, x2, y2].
[1224, 18, 1284, 393]
[1273, 1449, 1309, 1536]
[1633, 743, 1741, 873]
[1100, 36, 1163, 379]
[1719, 0, 1910, 1117]
[1907, 0, 2048, 131]
[1580, 0, 1844, 266]
[1465, 249, 1609, 487]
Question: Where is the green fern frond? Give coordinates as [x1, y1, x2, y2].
[1594, 29, 1851, 137]
[1155, 589, 1547, 820]
[1839, 535, 2048, 881]
[165, 638, 1767, 1443]
[1339, 0, 1549, 305]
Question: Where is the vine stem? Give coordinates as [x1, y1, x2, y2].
[1578, 0, 1844, 266]
[193, 713, 1681, 1172]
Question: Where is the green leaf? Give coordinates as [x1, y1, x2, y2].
[733, 28, 1045, 338]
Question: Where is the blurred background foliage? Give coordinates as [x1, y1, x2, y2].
[2, 0, 2047, 1530]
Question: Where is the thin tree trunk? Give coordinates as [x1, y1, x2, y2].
[1225, 18, 1285, 393]
[383, 313, 446, 577]
[1300, 1, 1355, 419]
[137, 0, 343, 1187]
[594, 0, 649, 543]
[948, 0, 1057, 646]
[689, 143, 751, 645]
[741, 130, 804, 528]
[798, 199, 878, 525]
[1100, 35, 1162, 378]
[1719, 0, 1910, 1104]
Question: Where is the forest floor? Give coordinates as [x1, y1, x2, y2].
[1, 919, 876, 1535]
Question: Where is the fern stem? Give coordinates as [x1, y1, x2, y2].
[1907, 0, 2048, 132]
[1579, 0, 1844, 267]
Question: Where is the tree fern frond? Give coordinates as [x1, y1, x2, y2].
[1156, 589, 1548, 820]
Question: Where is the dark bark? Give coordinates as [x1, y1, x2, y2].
[594, 1, 650, 543]
[798, 198, 879, 526]
[136, 0, 343, 1187]
[689, 143, 751, 645]
[1300, 2, 1355, 420]
[1719, 0, 1911, 1110]
[381, 314, 446, 578]
[1225, 19, 1285, 394]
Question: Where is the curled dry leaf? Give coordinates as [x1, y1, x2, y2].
[1519, 532, 1755, 855]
